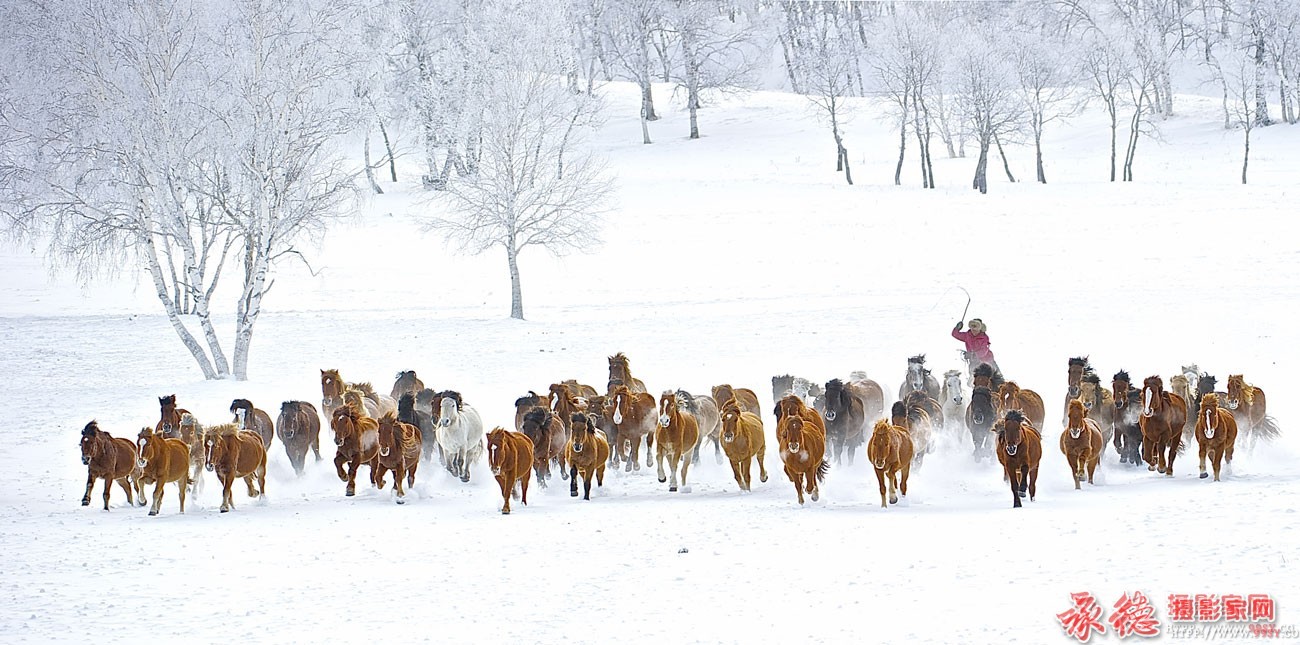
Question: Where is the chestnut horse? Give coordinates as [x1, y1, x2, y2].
[230, 399, 274, 451]
[561, 379, 599, 399]
[966, 386, 999, 460]
[821, 378, 867, 466]
[1226, 374, 1280, 447]
[776, 414, 828, 505]
[486, 427, 534, 514]
[548, 382, 587, 431]
[867, 419, 914, 508]
[1063, 357, 1089, 425]
[79, 421, 141, 510]
[519, 407, 567, 486]
[136, 427, 191, 515]
[330, 404, 379, 497]
[997, 381, 1045, 430]
[607, 352, 647, 394]
[567, 413, 610, 500]
[774, 394, 826, 434]
[711, 384, 761, 418]
[1111, 372, 1144, 466]
[375, 413, 422, 504]
[203, 423, 267, 513]
[1059, 400, 1104, 490]
[276, 401, 322, 476]
[719, 399, 767, 491]
[676, 389, 722, 465]
[1138, 376, 1187, 476]
[156, 394, 190, 438]
[995, 410, 1042, 508]
[1195, 393, 1238, 481]
[608, 384, 657, 471]
[391, 370, 426, 403]
[656, 392, 699, 492]
[898, 354, 941, 402]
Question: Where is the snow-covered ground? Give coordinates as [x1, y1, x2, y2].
[2, 82, 1298, 643]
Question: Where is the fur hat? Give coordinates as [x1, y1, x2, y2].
[968, 318, 986, 332]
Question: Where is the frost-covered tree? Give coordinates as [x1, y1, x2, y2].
[597, 0, 668, 143]
[954, 37, 1023, 194]
[661, 1, 763, 139]
[423, 0, 611, 321]
[792, 5, 861, 185]
[1082, 33, 1131, 181]
[1011, 31, 1083, 183]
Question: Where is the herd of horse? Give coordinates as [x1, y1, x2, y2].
[78, 353, 1282, 515]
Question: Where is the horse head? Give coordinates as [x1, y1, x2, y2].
[320, 369, 344, 405]
[279, 402, 299, 439]
[775, 394, 805, 424]
[1225, 375, 1250, 410]
[485, 427, 508, 475]
[203, 424, 237, 471]
[1196, 373, 1218, 400]
[1112, 371, 1132, 409]
[905, 355, 928, 391]
[720, 400, 744, 443]
[377, 413, 399, 457]
[1066, 399, 1088, 438]
[80, 421, 104, 465]
[658, 391, 678, 428]
[822, 379, 845, 421]
[1066, 357, 1089, 397]
[331, 406, 360, 446]
[782, 416, 808, 454]
[943, 370, 964, 405]
[610, 384, 634, 425]
[437, 391, 464, 427]
[1140, 376, 1165, 418]
[1001, 410, 1027, 456]
[1079, 373, 1103, 410]
[569, 413, 594, 453]
[868, 419, 895, 470]
[969, 387, 995, 427]
[136, 426, 157, 469]
[520, 408, 548, 444]
[1200, 393, 1223, 438]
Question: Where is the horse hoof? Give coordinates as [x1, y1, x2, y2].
[345, 490, 355, 497]
[811, 491, 819, 502]
[889, 496, 898, 504]
[669, 486, 677, 492]
[396, 497, 405, 505]
[81, 499, 90, 506]
[570, 490, 579, 497]
[658, 476, 667, 483]
[1200, 472, 1209, 479]
[220, 507, 229, 513]
[501, 508, 510, 514]
[1148, 465, 1156, 471]
[148, 510, 158, 516]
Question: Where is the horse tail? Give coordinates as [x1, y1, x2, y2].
[815, 459, 830, 482]
[1256, 416, 1282, 442]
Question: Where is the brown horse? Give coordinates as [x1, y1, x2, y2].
[513, 391, 551, 433]
[655, 391, 699, 492]
[776, 414, 828, 505]
[277, 401, 322, 476]
[519, 407, 567, 486]
[202, 423, 267, 513]
[1063, 356, 1089, 424]
[79, 421, 142, 510]
[995, 410, 1042, 508]
[711, 384, 761, 417]
[997, 381, 1045, 430]
[1195, 393, 1238, 481]
[321, 368, 397, 419]
[719, 399, 767, 491]
[330, 404, 380, 497]
[391, 370, 425, 402]
[1059, 400, 1104, 490]
[375, 413, 422, 504]
[1226, 374, 1279, 447]
[567, 413, 610, 500]
[136, 427, 191, 515]
[608, 384, 657, 472]
[486, 427, 534, 514]
[156, 394, 190, 438]
[847, 377, 887, 423]
[548, 382, 587, 430]
[972, 362, 1004, 391]
[774, 394, 827, 434]
[867, 419, 914, 508]
[230, 399, 274, 451]
[821, 378, 867, 466]
[1138, 376, 1187, 476]
[607, 352, 647, 394]
[561, 379, 599, 399]
[1076, 372, 1115, 446]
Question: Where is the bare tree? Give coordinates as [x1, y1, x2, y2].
[423, 1, 612, 321]
[1012, 32, 1083, 183]
[1219, 43, 1261, 183]
[597, 0, 667, 143]
[1082, 34, 1131, 182]
[954, 40, 1023, 194]
[662, 1, 762, 139]
[793, 5, 859, 185]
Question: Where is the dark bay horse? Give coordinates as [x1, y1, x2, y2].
[156, 394, 190, 438]
[995, 410, 1042, 508]
[822, 378, 867, 466]
[1111, 372, 1144, 466]
[276, 401, 322, 476]
[567, 413, 609, 500]
[397, 392, 436, 461]
[80, 421, 142, 510]
[486, 427, 534, 514]
[607, 352, 647, 394]
[230, 399, 274, 451]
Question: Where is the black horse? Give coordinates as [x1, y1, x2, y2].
[822, 379, 866, 466]
[966, 386, 998, 460]
[1112, 371, 1144, 466]
[398, 392, 436, 460]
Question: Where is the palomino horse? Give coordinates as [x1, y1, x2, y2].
[821, 378, 867, 466]
[136, 427, 191, 515]
[203, 423, 267, 513]
[996, 410, 1042, 508]
[898, 354, 941, 402]
[867, 419, 914, 508]
[276, 401, 321, 476]
[1059, 400, 1104, 490]
[80, 421, 141, 510]
[1138, 375, 1187, 476]
[391, 370, 425, 402]
[156, 394, 190, 438]
[567, 413, 610, 500]
[891, 400, 933, 466]
[1076, 373, 1114, 447]
[711, 384, 761, 418]
[940, 370, 966, 434]
[435, 391, 485, 483]
[719, 399, 767, 491]
[607, 352, 647, 394]
[997, 381, 1045, 430]
[230, 399, 274, 451]
[1170, 373, 1196, 444]
[776, 414, 828, 505]
[320, 369, 397, 419]
[375, 413, 422, 504]
[178, 412, 206, 494]
[519, 407, 567, 486]
[1110, 372, 1144, 466]
[966, 386, 999, 460]
[1226, 374, 1280, 447]
[330, 404, 379, 497]
[608, 384, 657, 471]
[397, 392, 436, 461]
[1195, 393, 1238, 481]
[656, 392, 699, 492]
[676, 389, 721, 465]
[486, 427, 534, 514]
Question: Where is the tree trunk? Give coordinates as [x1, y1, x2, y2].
[653, 32, 671, 83]
[640, 79, 658, 122]
[994, 133, 1016, 183]
[894, 108, 907, 186]
[364, 128, 383, 195]
[1034, 123, 1046, 183]
[778, 33, 801, 93]
[507, 241, 524, 320]
[1241, 126, 1251, 184]
[840, 145, 853, 186]
[973, 136, 990, 194]
[683, 29, 701, 139]
[1108, 103, 1118, 182]
[1124, 107, 1141, 182]
[641, 109, 652, 145]
[378, 118, 397, 182]
[141, 232, 219, 379]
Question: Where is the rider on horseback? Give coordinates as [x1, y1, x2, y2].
[953, 318, 1002, 384]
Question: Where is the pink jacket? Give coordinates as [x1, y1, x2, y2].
[952, 328, 995, 363]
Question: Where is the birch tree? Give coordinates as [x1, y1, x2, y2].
[954, 39, 1023, 194]
[662, 1, 762, 139]
[793, 5, 860, 185]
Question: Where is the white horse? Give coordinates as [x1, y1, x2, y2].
[940, 370, 966, 436]
[435, 392, 484, 483]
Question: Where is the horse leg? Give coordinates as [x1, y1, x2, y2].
[1197, 440, 1209, 479]
[729, 459, 745, 491]
[874, 467, 888, 507]
[345, 459, 360, 497]
[582, 469, 593, 501]
[739, 457, 752, 491]
[1007, 466, 1022, 508]
[679, 450, 692, 491]
[244, 474, 258, 498]
[220, 474, 234, 512]
[644, 433, 655, 469]
[901, 462, 911, 498]
[520, 467, 530, 506]
[713, 436, 723, 465]
[82, 470, 95, 506]
[149, 479, 165, 516]
[623, 437, 636, 472]
[757, 445, 768, 483]
[374, 463, 388, 490]
[1029, 466, 1039, 501]
[1163, 437, 1175, 477]
[497, 474, 511, 514]
[334, 453, 349, 482]
[569, 465, 580, 497]
[393, 467, 407, 504]
[119, 475, 136, 507]
[100, 476, 113, 510]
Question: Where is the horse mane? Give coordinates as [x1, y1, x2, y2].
[378, 412, 398, 425]
[890, 401, 906, 418]
[609, 352, 629, 364]
[1113, 370, 1131, 382]
[849, 370, 868, 381]
[354, 382, 377, 398]
[82, 420, 101, 436]
[395, 370, 417, 381]
[210, 422, 240, 437]
[1228, 375, 1254, 403]
[1197, 374, 1218, 395]
[674, 390, 699, 414]
[1202, 393, 1220, 408]
[971, 386, 992, 400]
[1004, 409, 1025, 424]
[415, 388, 436, 407]
[569, 412, 591, 429]
[514, 391, 542, 408]
[825, 378, 844, 392]
[1082, 372, 1101, 385]
[160, 394, 177, 406]
[230, 398, 254, 413]
[321, 368, 341, 382]
[872, 418, 893, 435]
[1068, 356, 1089, 368]
[438, 390, 463, 410]
[907, 354, 926, 365]
[398, 392, 416, 413]
[943, 369, 962, 379]
[523, 407, 548, 426]
[974, 363, 994, 378]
